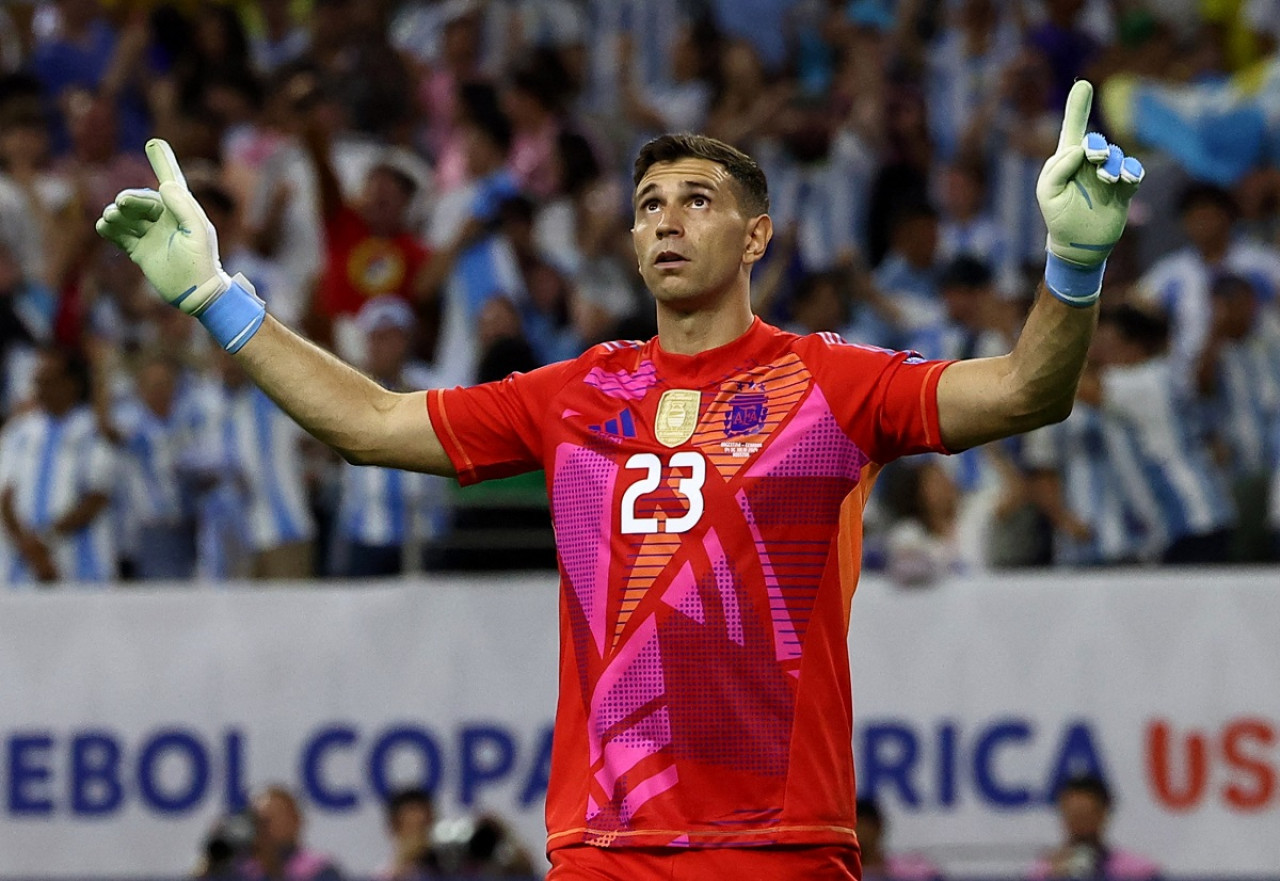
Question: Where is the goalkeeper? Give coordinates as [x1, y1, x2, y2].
[97, 81, 1140, 880]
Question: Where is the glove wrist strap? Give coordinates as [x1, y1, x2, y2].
[198, 273, 266, 352]
[1045, 252, 1105, 308]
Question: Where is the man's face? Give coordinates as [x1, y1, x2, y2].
[391, 800, 434, 841]
[254, 792, 300, 850]
[1182, 203, 1231, 254]
[1059, 790, 1108, 843]
[33, 352, 79, 415]
[631, 158, 766, 311]
[362, 169, 411, 236]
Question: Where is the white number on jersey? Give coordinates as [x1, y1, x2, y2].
[619, 451, 706, 535]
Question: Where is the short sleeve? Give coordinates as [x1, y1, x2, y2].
[427, 360, 576, 485]
[82, 432, 116, 495]
[799, 336, 955, 464]
[1020, 423, 1062, 471]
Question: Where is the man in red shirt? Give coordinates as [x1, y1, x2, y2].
[302, 112, 430, 354]
[98, 81, 1141, 880]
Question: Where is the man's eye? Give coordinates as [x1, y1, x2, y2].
[691, 196, 708, 208]
[643, 200, 659, 212]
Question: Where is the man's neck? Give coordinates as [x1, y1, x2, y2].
[655, 292, 754, 355]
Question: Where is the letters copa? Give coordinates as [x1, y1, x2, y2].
[2, 723, 554, 817]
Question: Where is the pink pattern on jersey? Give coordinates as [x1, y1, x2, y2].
[661, 561, 705, 623]
[588, 615, 665, 765]
[619, 764, 680, 825]
[595, 705, 673, 802]
[703, 529, 744, 645]
[745, 384, 869, 481]
[583, 360, 658, 401]
[738, 488, 802, 668]
[552, 443, 617, 654]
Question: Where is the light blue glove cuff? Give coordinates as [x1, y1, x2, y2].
[200, 275, 266, 352]
[1045, 253, 1105, 308]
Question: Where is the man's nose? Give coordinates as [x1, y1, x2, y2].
[656, 208, 683, 238]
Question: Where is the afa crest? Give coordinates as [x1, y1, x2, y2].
[724, 392, 768, 437]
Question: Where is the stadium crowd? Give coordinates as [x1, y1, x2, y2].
[3, 0, 1280, 585]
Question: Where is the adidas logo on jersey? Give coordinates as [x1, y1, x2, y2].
[589, 409, 637, 439]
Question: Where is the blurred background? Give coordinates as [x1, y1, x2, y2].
[1, 0, 1279, 878]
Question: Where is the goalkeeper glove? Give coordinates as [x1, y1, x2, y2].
[1036, 80, 1145, 307]
[95, 139, 266, 352]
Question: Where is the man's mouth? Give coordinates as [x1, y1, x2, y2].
[655, 251, 689, 266]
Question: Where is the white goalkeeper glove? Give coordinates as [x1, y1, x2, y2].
[1036, 80, 1145, 307]
[95, 139, 265, 352]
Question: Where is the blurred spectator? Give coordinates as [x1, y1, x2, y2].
[991, 48, 1058, 274]
[925, 0, 1020, 163]
[498, 195, 581, 363]
[112, 351, 202, 580]
[199, 352, 316, 581]
[0, 240, 56, 415]
[28, 0, 151, 155]
[0, 93, 72, 287]
[935, 157, 1018, 298]
[0, 344, 115, 584]
[704, 38, 790, 153]
[503, 49, 570, 199]
[1136, 182, 1280, 378]
[859, 202, 943, 348]
[241, 786, 342, 881]
[1027, 0, 1103, 110]
[247, 0, 311, 76]
[1030, 774, 1159, 880]
[1081, 305, 1236, 563]
[430, 813, 535, 877]
[534, 130, 636, 345]
[195, 811, 256, 880]
[617, 21, 715, 149]
[857, 797, 941, 881]
[908, 258, 1036, 569]
[785, 269, 850, 335]
[303, 105, 432, 359]
[423, 84, 525, 388]
[331, 298, 448, 578]
[378, 787, 440, 881]
[1023, 329, 1137, 568]
[1196, 274, 1280, 561]
[880, 460, 963, 586]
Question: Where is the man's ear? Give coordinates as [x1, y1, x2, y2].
[743, 213, 773, 266]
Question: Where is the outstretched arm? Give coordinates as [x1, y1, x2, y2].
[96, 140, 455, 475]
[936, 80, 1143, 450]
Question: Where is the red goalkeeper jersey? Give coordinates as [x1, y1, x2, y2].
[426, 318, 952, 853]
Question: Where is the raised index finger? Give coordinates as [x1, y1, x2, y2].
[1057, 80, 1093, 152]
[145, 138, 188, 188]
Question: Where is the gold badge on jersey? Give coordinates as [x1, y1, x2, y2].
[655, 389, 700, 447]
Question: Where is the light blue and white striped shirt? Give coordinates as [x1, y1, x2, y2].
[335, 365, 449, 549]
[189, 381, 315, 559]
[1023, 404, 1135, 565]
[1100, 358, 1236, 555]
[0, 406, 117, 584]
[1137, 241, 1280, 377]
[1208, 318, 1280, 476]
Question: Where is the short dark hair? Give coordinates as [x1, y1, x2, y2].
[1211, 273, 1255, 299]
[459, 83, 513, 154]
[1056, 773, 1113, 809]
[42, 344, 91, 402]
[385, 787, 433, 827]
[1176, 181, 1238, 219]
[633, 133, 769, 216]
[1102, 303, 1169, 354]
[940, 255, 993, 290]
